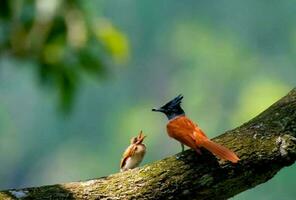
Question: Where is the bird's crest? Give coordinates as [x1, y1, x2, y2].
[162, 94, 183, 109]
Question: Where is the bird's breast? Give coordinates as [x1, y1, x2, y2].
[123, 150, 145, 170]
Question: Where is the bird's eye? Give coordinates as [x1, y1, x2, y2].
[135, 146, 138, 150]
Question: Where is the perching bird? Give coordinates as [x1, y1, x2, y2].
[120, 131, 146, 172]
[152, 95, 239, 163]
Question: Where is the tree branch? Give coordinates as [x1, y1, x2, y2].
[1, 88, 296, 200]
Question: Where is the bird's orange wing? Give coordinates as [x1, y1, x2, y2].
[120, 145, 136, 168]
[167, 116, 240, 163]
[167, 116, 198, 149]
[178, 116, 208, 138]
[167, 116, 209, 148]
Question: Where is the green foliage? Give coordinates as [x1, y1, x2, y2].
[0, 0, 129, 110]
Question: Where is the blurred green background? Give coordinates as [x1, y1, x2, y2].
[0, 0, 296, 199]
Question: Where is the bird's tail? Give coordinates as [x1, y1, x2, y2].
[200, 140, 240, 163]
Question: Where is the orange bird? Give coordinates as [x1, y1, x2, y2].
[120, 131, 146, 172]
[152, 95, 239, 163]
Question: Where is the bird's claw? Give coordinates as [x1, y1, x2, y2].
[176, 153, 185, 160]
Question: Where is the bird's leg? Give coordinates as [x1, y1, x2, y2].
[176, 143, 185, 159]
[195, 147, 202, 155]
[181, 143, 185, 152]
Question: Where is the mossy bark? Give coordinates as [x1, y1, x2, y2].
[1, 88, 296, 200]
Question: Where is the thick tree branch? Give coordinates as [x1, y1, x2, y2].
[1, 88, 296, 200]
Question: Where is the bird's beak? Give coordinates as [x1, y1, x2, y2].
[152, 107, 164, 112]
[136, 133, 146, 144]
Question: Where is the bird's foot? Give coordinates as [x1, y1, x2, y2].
[176, 153, 185, 160]
[195, 148, 202, 155]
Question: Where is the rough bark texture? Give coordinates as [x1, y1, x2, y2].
[1, 88, 296, 200]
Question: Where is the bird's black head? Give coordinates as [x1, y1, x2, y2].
[152, 94, 185, 120]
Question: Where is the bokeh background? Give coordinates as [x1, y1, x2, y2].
[1, 0, 296, 199]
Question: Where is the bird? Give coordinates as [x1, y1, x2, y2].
[152, 95, 239, 163]
[120, 131, 146, 172]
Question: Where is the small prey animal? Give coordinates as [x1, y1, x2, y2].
[152, 95, 239, 163]
[120, 131, 146, 172]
